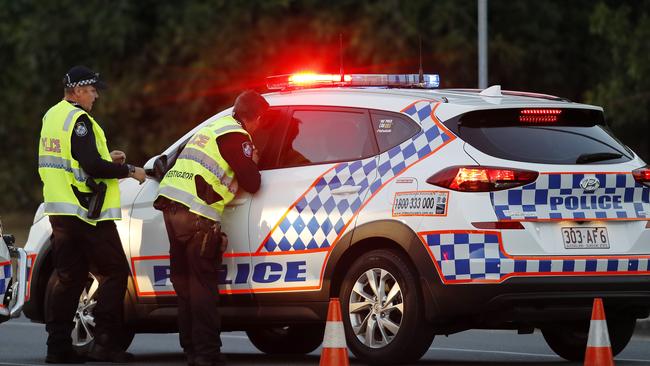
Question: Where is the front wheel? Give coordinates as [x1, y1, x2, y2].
[340, 249, 435, 365]
[246, 324, 325, 354]
[45, 271, 135, 353]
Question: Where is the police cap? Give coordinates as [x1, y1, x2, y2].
[63, 65, 107, 90]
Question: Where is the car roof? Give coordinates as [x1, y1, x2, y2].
[156, 86, 603, 160]
[262, 87, 602, 120]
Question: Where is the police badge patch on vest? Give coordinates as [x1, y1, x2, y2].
[242, 141, 253, 158]
[74, 121, 88, 137]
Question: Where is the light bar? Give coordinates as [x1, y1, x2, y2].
[266, 73, 440, 90]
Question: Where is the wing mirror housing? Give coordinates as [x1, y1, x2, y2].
[144, 154, 169, 182]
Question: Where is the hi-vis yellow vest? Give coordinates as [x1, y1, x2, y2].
[157, 116, 248, 221]
[38, 100, 121, 225]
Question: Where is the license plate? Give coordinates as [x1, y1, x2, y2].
[562, 227, 609, 249]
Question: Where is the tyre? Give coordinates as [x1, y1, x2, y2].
[340, 249, 435, 365]
[246, 324, 325, 354]
[45, 271, 135, 352]
[542, 315, 636, 361]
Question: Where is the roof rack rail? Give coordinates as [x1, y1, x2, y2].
[501, 90, 571, 102]
[444, 88, 571, 102]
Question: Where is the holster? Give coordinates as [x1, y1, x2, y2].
[196, 218, 227, 259]
[85, 178, 107, 219]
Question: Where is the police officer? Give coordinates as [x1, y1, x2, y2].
[154, 90, 269, 366]
[38, 66, 146, 363]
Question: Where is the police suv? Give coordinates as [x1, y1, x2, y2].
[21, 73, 650, 364]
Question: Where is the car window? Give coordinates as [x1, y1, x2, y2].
[277, 108, 377, 168]
[371, 110, 421, 153]
[249, 107, 289, 170]
[446, 108, 633, 165]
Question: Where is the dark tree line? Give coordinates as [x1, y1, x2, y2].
[1, 0, 648, 211]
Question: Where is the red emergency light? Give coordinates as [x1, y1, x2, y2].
[266, 72, 440, 90]
[519, 109, 562, 123]
[290, 73, 351, 85]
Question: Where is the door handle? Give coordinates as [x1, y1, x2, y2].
[331, 185, 361, 195]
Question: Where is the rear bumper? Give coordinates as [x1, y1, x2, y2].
[427, 275, 650, 330]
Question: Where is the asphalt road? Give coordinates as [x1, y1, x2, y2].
[0, 316, 648, 365]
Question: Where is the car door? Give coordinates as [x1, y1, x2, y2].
[216, 107, 287, 292]
[128, 114, 254, 298]
[248, 107, 379, 294]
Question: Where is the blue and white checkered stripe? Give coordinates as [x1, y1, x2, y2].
[421, 231, 650, 283]
[491, 173, 650, 221]
[0, 263, 10, 298]
[261, 101, 453, 253]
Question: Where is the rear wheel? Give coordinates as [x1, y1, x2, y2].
[246, 324, 325, 354]
[542, 315, 636, 361]
[340, 249, 435, 365]
[45, 271, 135, 353]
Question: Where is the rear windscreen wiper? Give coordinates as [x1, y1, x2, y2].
[576, 152, 623, 164]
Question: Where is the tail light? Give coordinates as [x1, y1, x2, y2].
[427, 166, 538, 192]
[633, 166, 650, 187]
[519, 108, 562, 123]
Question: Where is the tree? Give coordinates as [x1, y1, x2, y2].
[587, 1, 650, 161]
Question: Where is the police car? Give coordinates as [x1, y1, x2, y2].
[22, 73, 650, 364]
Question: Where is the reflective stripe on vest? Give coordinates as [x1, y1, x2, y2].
[38, 155, 88, 183]
[43, 202, 121, 221]
[158, 186, 221, 221]
[177, 147, 235, 190]
[62, 108, 83, 131]
[213, 124, 243, 136]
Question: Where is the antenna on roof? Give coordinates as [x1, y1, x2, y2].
[339, 33, 345, 82]
[418, 36, 424, 85]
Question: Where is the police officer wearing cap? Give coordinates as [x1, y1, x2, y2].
[38, 66, 146, 363]
[154, 90, 269, 366]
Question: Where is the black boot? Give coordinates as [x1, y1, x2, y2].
[45, 348, 86, 364]
[87, 343, 134, 363]
[193, 353, 226, 366]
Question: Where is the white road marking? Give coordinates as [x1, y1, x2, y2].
[428, 346, 559, 358]
[428, 347, 650, 363]
[222, 334, 249, 340]
[1, 321, 43, 327]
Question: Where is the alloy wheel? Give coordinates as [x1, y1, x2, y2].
[71, 274, 99, 348]
[348, 268, 404, 348]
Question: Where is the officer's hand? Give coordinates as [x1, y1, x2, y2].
[110, 150, 126, 164]
[130, 167, 146, 184]
[252, 146, 260, 164]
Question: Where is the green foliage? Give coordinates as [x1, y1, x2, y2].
[587, 1, 650, 159]
[0, 0, 648, 211]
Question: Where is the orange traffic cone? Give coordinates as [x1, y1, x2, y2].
[320, 298, 350, 366]
[584, 298, 615, 366]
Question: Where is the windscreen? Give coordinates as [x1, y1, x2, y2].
[445, 108, 633, 165]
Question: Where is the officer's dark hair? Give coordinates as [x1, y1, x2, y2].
[232, 90, 269, 123]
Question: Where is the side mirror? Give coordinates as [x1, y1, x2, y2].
[147, 155, 168, 181]
[153, 155, 168, 181]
